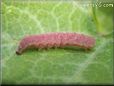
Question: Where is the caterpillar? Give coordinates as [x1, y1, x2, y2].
[16, 32, 95, 55]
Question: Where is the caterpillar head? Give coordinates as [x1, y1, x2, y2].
[16, 39, 27, 55]
[16, 45, 23, 55]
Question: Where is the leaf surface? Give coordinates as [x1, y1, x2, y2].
[1, 0, 113, 84]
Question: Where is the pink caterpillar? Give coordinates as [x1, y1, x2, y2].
[16, 32, 95, 55]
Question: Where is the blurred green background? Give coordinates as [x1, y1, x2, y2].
[1, 0, 113, 84]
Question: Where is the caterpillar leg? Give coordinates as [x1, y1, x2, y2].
[37, 44, 46, 51]
[45, 44, 53, 50]
[53, 43, 59, 49]
[84, 48, 91, 52]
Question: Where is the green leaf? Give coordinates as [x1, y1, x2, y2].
[1, 0, 113, 84]
[92, 1, 113, 36]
